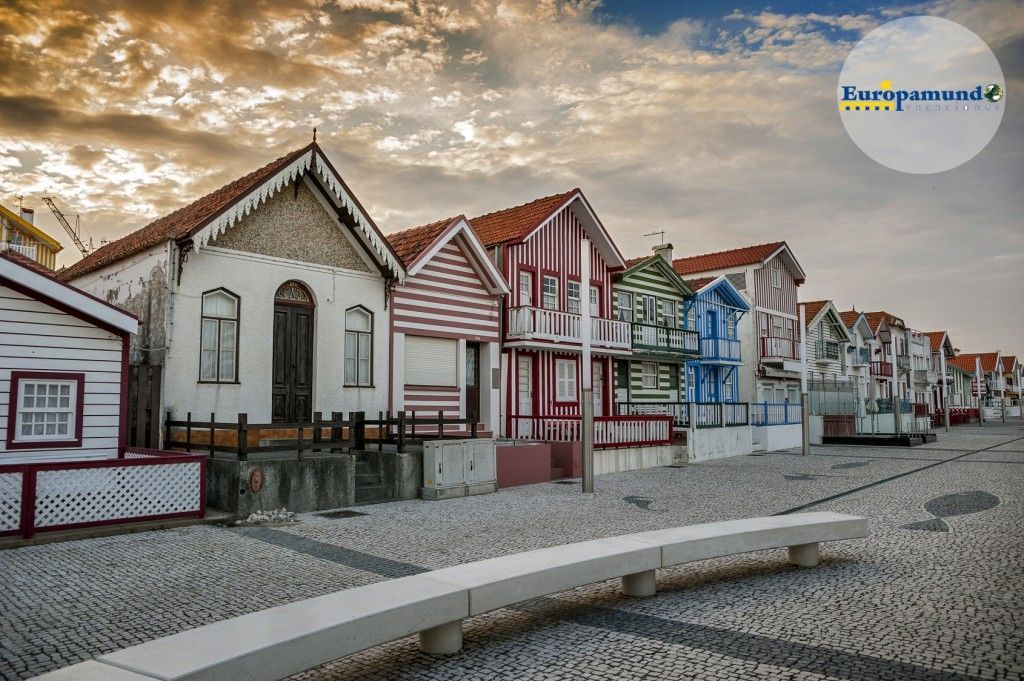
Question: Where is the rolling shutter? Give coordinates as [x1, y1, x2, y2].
[405, 336, 457, 386]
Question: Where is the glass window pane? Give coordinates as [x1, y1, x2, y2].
[359, 358, 370, 385]
[346, 308, 370, 332]
[358, 332, 370, 358]
[345, 358, 356, 384]
[203, 291, 237, 318]
[201, 319, 218, 350]
[200, 349, 216, 380]
[345, 332, 357, 361]
[220, 351, 236, 381]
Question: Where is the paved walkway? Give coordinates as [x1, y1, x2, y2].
[2, 424, 1022, 680]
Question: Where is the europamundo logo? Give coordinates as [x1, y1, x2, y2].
[839, 80, 1004, 112]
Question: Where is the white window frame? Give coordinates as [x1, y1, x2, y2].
[726, 313, 736, 338]
[542, 275, 559, 311]
[641, 362, 658, 390]
[567, 280, 581, 315]
[770, 267, 782, 288]
[555, 358, 577, 402]
[616, 291, 634, 322]
[345, 306, 373, 387]
[519, 270, 533, 307]
[641, 294, 656, 324]
[199, 289, 239, 383]
[589, 285, 600, 317]
[11, 374, 81, 445]
[661, 299, 677, 328]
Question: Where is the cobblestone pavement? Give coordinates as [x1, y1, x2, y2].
[2, 423, 1023, 680]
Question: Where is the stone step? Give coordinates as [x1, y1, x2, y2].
[354, 484, 394, 505]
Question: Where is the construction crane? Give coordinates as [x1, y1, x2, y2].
[41, 196, 90, 256]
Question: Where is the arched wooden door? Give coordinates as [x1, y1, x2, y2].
[272, 281, 314, 422]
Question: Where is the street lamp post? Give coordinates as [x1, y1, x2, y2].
[800, 305, 809, 455]
[580, 239, 594, 494]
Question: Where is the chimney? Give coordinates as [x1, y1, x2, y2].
[20, 207, 34, 224]
[653, 242, 673, 264]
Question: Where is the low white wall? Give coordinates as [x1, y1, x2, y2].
[594, 445, 673, 475]
[857, 413, 917, 435]
[752, 423, 803, 452]
[685, 426, 753, 463]
[808, 416, 823, 445]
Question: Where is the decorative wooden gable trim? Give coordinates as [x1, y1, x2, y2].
[190, 146, 404, 282]
[407, 217, 509, 295]
[691, 275, 750, 311]
[617, 256, 694, 299]
[523, 191, 627, 269]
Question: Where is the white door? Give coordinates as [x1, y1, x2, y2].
[517, 355, 533, 438]
[592, 361, 604, 416]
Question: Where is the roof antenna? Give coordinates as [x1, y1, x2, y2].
[644, 229, 666, 245]
[313, 127, 317, 143]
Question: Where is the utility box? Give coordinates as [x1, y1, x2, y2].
[422, 439, 497, 501]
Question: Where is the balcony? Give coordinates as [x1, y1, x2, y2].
[814, 340, 840, 362]
[988, 377, 1007, 392]
[851, 346, 871, 365]
[631, 322, 699, 356]
[870, 361, 893, 377]
[760, 336, 800, 361]
[895, 354, 910, 371]
[701, 336, 741, 362]
[913, 369, 938, 384]
[910, 331, 928, 346]
[505, 306, 630, 350]
[1, 241, 37, 260]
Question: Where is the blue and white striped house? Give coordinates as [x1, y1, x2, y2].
[682, 275, 750, 404]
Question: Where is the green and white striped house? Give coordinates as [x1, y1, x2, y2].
[613, 247, 699, 423]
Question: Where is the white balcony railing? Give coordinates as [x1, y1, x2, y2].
[1, 241, 37, 260]
[506, 306, 630, 350]
[988, 378, 1007, 392]
[760, 336, 800, 361]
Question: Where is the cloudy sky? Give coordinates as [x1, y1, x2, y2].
[1, 0, 1021, 355]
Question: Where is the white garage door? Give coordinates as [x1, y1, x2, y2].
[405, 335, 458, 386]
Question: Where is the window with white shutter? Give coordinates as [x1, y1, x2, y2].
[555, 359, 577, 401]
[404, 336, 457, 386]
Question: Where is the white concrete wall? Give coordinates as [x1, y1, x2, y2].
[752, 423, 802, 452]
[594, 445, 673, 474]
[165, 246, 388, 422]
[686, 425, 753, 462]
[808, 415, 823, 445]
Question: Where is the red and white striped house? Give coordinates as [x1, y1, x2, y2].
[466, 189, 632, 438]
[386, 216, 508, 433]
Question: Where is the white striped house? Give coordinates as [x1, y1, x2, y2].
[0, 251, 138, 463]
[386, 216, 508, 431]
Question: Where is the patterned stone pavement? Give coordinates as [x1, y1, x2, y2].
[1, 423, 1022, 680]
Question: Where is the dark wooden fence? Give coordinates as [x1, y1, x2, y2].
[127, 364, 162, 449]
[163, 410, 480, 460]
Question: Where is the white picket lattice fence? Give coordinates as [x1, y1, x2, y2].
[0, 450, 204, 538]
[0, 471, 22, 533]
[34, 462, 202, 528]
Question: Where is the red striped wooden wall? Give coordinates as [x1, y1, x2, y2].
[392, 236, 499, 343]
[751, 252, 798, 316]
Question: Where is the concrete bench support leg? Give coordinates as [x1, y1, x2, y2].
[788, 542, 820, 567]
[420, 620, 463, 655]
[621, 569, 657, 597]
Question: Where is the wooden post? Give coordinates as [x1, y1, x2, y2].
[313, 411, 322, 454]
[411, 410, 417, 439]
[164, 409, 172, 450]
[471, 418, 478, 438]
[185, 411, 192, 454]
[350, 411, 365, 451]
[209, 412, 215, 457]
[237, 413, 248, 461]
[437, 410, 444, 440]
[331, 411, 343, 452]
[396, 412, 406, 453]
[297, 418, 304, 460]
[378, 411, 384, 453]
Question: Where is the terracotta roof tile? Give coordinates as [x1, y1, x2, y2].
[924, 331, 947, 353]
[468, 190, 577, 247]
[860, 310, 904, 334]
[683, 276, 716, 291]
[1001, 355, 1017, 372]
[800, 300, 829, 328]
[950, 352, 1000, 374]
[1, 248, 53, 276]
[58, 143, 314, 281]
[672, 241, 785, 277]
[837, 309, 862, 330]
[385, 216, 461, 266]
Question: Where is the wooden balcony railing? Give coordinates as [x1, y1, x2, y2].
[870, 361, 893, 377]
[505, 306, 630, 350]
[631, 322, 699, 354]
[760, 336, 800, 360]
[700, 336, 741, 362]
[508, 414, 672, 448]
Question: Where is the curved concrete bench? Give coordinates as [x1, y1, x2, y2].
[34, 511, 866, 681]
